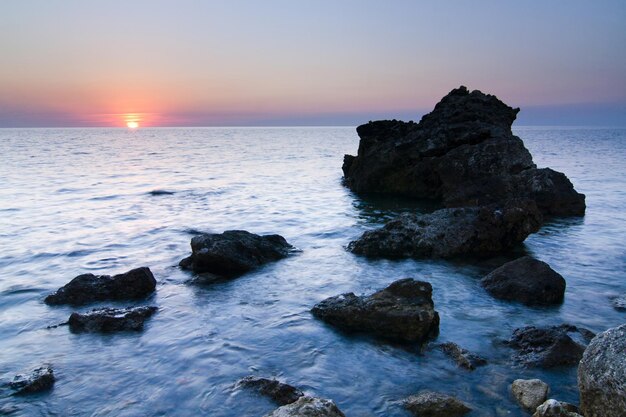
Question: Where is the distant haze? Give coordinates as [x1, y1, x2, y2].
[1, 0, 625, 127]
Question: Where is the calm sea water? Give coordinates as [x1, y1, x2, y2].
[0, 126, 624, 416]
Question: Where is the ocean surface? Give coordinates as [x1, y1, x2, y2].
[0, 126, 624, 416]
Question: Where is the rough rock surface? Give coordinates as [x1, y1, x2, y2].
[481, 256, 566, 305]
[439, 342, 487, 370]
[578, 323, 626, 417]
[311, 279, 439, 343]
[68, 306, 158, 333]
[265, 396, 345, 417]
[237, 376, 304, 406]
[179, 230, 294, 276]
[349, 200, 542, 259]
[404, 391, 471, 417]
[506, 324, 594, 368]
[532, 400, 583, 417]
[611, 294, 626, 311]
[511, 379, 549, 412]
[8, 366, 54, 395]
[342, 86, 585, 216]
[45, 267, 156, 306]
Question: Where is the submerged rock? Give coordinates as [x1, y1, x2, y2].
[179, 230, 294, 277]
[311, 279, 439, 343]
[237, 376, 304, 406]
[264, 396, 345, 417]
[610, 294, 626, 311]
[8, 366, 54, 395]
[44, 267, 156, 306]
[343, 86, 585, 216]
[532, 400, 583, 417]
[511, 379, 549, 412]
[481, 256, 566, 305]
[68, 306, 158, 333]
[349, 200, 542, 259]
[404, 391, 471, 417]
[578, 323, 626, 417]
[148, 189, 175, 196]
[439, 342, 487, 370]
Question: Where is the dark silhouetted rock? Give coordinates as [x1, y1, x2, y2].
[237, 376, 304, 406]
[440, 342, 486, 370]
[68, 306, 158, 333]
[311, 279, 439, 343]
[404, 391, 471, 417]
[265, 396, 345, 417]
[506, 324, 594, 368]
[349, 200, 542, 259]
[44, 267, 156, 306]
[532, 400, 583, 417]
[481, 256, 566, 305]
[343, 86, 585, 216]
[148, 189, 175, 196]
[8, 366, 54, 395]
[578, 323, 626, 417]
[179, 230, 294, 277]
[511, 379, 549, 412]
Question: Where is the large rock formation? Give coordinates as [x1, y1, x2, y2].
[8, 366, 55, 395]
[342, 86, 585, 216]
[264, 396, 345, 417]
[578, 323, 626, 417]
[68, 306, 158, 333]
[311, 278, 439, 343]
[349, 200, 542, 259]
[403, 391, 471, 417]
[237, 376, 304, 406]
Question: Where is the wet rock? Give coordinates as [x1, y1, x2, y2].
[404, 391, 471, 417]
[611, 294, 626, 311]
[44, 267, 156, 306]
[179, 230, 294, 277]
[68, 306, 158, 333]
[532, 400, 583, 417]
[8, 366, 54, 395]
[311, 279, 439, 343]
[265, 396, 345, 417]
[578, 323, 626, 417]
[343, 86, 585, 216]
[237, 376, 304, 406]
[511, 379, 549, 412]
[506, 324, 594, 368]
[349, 200, 542, 259]
[439, 342, 487, 370]
[148, 189, 174, 196]
[480, 256, 566, 305]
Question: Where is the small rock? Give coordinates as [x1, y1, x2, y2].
[264, 396, 345, 417]
[532, 399, 582, 417]
[439, 342, 487, 370]
[237, 376, 304, 406]
[148, 190, 174, 196]
[511, 379, 549, 412]
[404, 391, 471, 417]
[68, 306, 158, 333]
[611, 294, 626, 311]
[8, 366, 54, 395]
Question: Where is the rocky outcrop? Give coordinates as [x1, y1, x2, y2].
[403, 391, 471, 417]
[511, 379, 549, 412]
[311, 279, 439, 343]
[68, 306, 158, 333]
[439, 342, 486, 370]
[578, 323, 626, 417]
[8, 366, 54, 395]
[342, 86, 585, 217]
[532, 400, 583, 417]
[265, 396, 345, 417]
[349, 200, 542, 259]
[44, 267, 156, 306]
[480, 257, 566, 305]
[237, 376, 304, 406]
[179, 230, 294, 277]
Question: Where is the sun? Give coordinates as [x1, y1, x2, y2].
[127, 121, 139, 129]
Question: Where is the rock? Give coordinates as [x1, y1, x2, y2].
[311, 278, 439, 343]
[480, 256, 566, 305]
[148, 189, 174, 196]
[179, 230, 294, 276]
[404, 391, 471, 417]
[506, 324, 594, 368]
[440, 342, 487, 370]
[44, 267, 156, 306]
[237, 376, 304, 406]
[578, 323, 626, 417]
[68, 306, 158, 333]
[532, 400, 583, 417]
[611, 294, 626, 311]
[8, 366, 54, 395]
[342, 86, 585, 217]
[511, 379, 549, 412]
[264, 396, 345, 417]
[349, 199, 542, 259]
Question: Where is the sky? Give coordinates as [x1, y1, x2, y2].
[1, 0, 625, 127]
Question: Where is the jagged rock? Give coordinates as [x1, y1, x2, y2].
[578, 323, 626, 417]
[342, 86, 585, 216]
[481, 256, 566, 305]
[439, 342, 486, 370]
[611, 294, 626, 311]
[311, 279, 439, 343]
[237, 376, 304, 406]
[506, 324, 594, 368]
[404, 391, 471, 417]
[349, 200, 542, 259]
[179, 230, 294, 277]
[264, 396, 345, 417]
[44, 267, 156, 306]
[68, 306, 158, 333]
[532, 400, 583, 417]
[8, 366, 54, 395]
[511, 379, 549, 412]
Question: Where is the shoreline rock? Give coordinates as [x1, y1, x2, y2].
[68, 306, 158, 333]
[532, 400, 583, 417]
[439, 342, 486, 370]
[264, 396, 345, 417]
[8, 366, 54, 395]
[511, 379, 549, 412]
[403, 391, 471, 417]
[237, 376, 304, 406]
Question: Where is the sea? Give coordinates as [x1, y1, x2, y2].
[0, 126, 624, 416]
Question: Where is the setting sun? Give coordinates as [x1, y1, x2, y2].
[126, 121, 139, 129]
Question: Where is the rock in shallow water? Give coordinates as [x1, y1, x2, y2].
[44, 267, 156, 306]
[439, 342, 486, 370]
[68, 306, 158, 333]
[403, 391, 471, 417]
[611, 294, 626, 311]
[311, 278, 439, 343]
[237, 376, 304, 406]
[511, 379, 549, 412]
[264, 396, 345, 417]
[532, 399, 582, 417]
[8, 366, 54, 395]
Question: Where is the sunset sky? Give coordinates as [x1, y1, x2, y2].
[1, 1, 625, 127]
